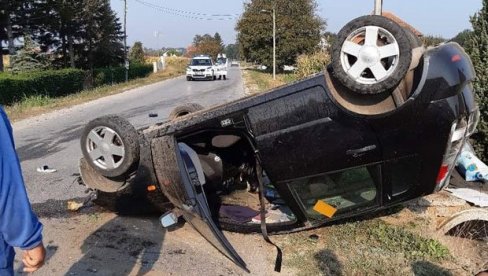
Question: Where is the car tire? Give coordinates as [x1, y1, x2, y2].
[169, 103, 204, 120]
[331, 15, 412, 94]
[213, 75, 217, 81]
[81, 115, 140, 178]
[223, 75, 227, 80]
[187, 76, 192, 81]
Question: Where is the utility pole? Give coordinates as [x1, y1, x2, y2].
[124, 0, 128, 82]
[374, 0, 383, 15]
[272, 7, 276, 80]
[261, 8, 276, 80]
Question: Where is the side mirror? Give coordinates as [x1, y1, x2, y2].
[159, 211, 178, 228]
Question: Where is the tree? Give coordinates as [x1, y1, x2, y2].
[465, 0, 488, 160]
[79, 0, 124, 70]
[421, 35, 446, 47]
[0, 0, 24, 71]
[10, 35, 50, 72]
[451, 29, 472, 47]
[236, 0, 325, 71]
[191, 33, 224, 59]
[225, 43, 239, 60]
[129, 41, 145, 64]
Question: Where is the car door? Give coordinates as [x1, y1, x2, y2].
[151, 135, 248, 272]
[246, 75, 382, 182]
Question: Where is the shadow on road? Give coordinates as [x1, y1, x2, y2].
[66, 216, 165, 276]
[17, 124, 83, 161]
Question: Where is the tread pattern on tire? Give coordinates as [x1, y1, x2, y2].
[169, 103, 204, 120]
[331, 15, 413, 95]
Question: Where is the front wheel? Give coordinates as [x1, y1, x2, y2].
[81, 115, 140, 178]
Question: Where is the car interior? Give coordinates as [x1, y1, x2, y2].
[177, 130, 299, 228]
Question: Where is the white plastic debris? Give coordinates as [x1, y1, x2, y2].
[446, 188, 488, 207]
[456, 143, 488, 182]
[36, 165, 57, 173]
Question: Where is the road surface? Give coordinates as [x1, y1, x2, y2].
[11, 68, 292, 275]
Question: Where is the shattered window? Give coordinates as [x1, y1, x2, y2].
[289, 165, 380, 222]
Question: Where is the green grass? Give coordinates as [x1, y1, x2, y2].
[242, 69, 298, 94]
[280, 219, 452, 276]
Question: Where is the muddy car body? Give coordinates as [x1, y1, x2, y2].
[79, 21, 478, 270]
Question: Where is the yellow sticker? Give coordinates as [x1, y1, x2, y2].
[313, 200, 337, 218]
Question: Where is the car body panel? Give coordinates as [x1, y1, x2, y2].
[150, 135, 248, 271]
[80, 42, 478, 272]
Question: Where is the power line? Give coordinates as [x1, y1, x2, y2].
[134, 0, 239, 21]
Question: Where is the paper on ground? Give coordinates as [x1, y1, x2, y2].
[446, 188, 488, 207]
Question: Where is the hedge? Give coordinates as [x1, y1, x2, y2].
[93, 64, 153, 87]
[0, 69, 85, 105]
[0, 64, 153, 106]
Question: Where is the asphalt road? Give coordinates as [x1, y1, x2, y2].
[14, 68, 245, 204]
[11, 68, 290, 275]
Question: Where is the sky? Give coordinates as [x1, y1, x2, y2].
[110, 0, 483, 49]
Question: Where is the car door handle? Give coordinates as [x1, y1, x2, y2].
[346, 145, 377, 157]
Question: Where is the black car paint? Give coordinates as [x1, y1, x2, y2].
[83, 42, 476, 271]
[106, 43, 476, 226]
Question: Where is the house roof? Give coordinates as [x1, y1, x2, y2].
[382, 11, 423, 37]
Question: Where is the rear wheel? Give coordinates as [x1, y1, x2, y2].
[331, 15, 412, 94]
[81, 115, 140, 178]
[169, 103, 204, 120]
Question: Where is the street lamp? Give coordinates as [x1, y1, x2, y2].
[260, 8, 276, 80]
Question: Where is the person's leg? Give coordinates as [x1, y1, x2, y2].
[0, 238, 15, 276]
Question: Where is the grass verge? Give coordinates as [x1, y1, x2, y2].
[4, 64, 185, 121]
[279, 218, 452, 276]
[241, 68, 298, 94]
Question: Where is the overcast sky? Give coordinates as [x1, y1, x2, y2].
[110, 0, 482, 49]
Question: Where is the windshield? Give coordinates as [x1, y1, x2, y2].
[191, 59, 212, 66]
[217, 58, 227, 65]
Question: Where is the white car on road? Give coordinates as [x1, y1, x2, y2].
[186, 55, 226, 81]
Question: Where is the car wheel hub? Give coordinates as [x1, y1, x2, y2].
[359, 46, 381, 66]
[86, 126, 125, 170]
[340, 25, 400, 85]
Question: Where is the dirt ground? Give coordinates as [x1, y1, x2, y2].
[11, 187, 487, 276]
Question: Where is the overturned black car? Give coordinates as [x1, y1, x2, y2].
[79, 15, 479, 271]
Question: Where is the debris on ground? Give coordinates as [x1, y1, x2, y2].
[36, 165, 57, 173]
[67, 193, 97, 212]
[67, 201, 84, 211]
[148, 113, 158, 118]
[437, 208, 488, 237]
[456, 143, 488, 182]
[446, 188, 488, 207]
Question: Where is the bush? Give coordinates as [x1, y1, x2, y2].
[295, 51, 331, 79]
[93, 64, 153, 87]
[0, 69, 85, 105]
[0, 64, 153, 106]
[165, 56, 189, 68]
